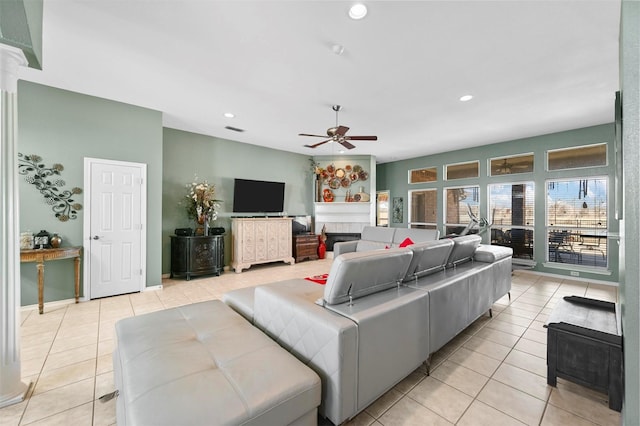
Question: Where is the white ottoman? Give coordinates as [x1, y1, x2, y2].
[113, 300, 321, 425]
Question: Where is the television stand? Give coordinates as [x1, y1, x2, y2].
[231, 217, 295, 273]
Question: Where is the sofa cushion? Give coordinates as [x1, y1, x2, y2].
[356, 240, 389, 252]
[446, 235, 482, 267]
[392, 228, 439, 245]
[474, 244, 513, 263]
[360, 226, 395, 244]
[322, 248, 413, 305]
[403, 239, 454, 282]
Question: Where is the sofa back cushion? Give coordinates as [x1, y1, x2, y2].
[392, 228, 439, 246]
[322, 248, 413, 305]
[360, 226, 395, 244]
[403, 239, 454, 282]
[446, 235, 482, 267]
[356, 240, 390, 252]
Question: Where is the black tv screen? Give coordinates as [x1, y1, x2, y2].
[232, 178, 285, 213]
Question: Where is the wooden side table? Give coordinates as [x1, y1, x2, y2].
[20, 247, 82, 314]
[293, 234, 319, 263]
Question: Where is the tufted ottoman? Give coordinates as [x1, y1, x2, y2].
[113, 300, 321, 425]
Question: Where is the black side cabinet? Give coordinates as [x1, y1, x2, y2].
[545, 296, 623, 411]
[170, 235, 224, 280]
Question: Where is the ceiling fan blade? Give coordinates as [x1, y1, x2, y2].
[299, 133, 328, 138]
[335, 126, 350, 136]
[345, 136, 378, 141]
[339, 140, 356, 150]
[304, 139, 332, 148]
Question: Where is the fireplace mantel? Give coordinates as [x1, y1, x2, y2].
[314, 201, 374, 234]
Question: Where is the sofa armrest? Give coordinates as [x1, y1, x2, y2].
[253, 284, 358, 426]
[333, 240, 358, 256]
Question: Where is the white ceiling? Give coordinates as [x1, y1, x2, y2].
[18, 0, 621, 164]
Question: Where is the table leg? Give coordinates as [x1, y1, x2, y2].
[37, 262, 44, 314]
[74, 256, 80, 304]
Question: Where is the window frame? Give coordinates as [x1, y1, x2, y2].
[408, 166, 438, 184]
[488, 152, 534, 177]
[408, 188, 438, 229]
[546, 143, 608, 172]
[444, 160, 480, 181]
[443, 184, 480, 235]
[488, 181, 536, 261]
[545, 176, 609, 269]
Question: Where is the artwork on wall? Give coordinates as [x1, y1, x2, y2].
[18, 153, 83, 221]
[310, 159, 369, 202]
[392, 197, 403, 223]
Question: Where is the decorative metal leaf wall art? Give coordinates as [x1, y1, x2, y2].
[18, 153, 83, 221]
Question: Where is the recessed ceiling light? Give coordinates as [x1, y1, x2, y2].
[223, 112, 235, 118]
[332, 44, 345, 55]
[349, 3, 368, 20]
[459, 95, 474, 102]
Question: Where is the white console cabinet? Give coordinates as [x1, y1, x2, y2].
[231, 217, 295, 273]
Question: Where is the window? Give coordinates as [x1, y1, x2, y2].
[444, 186, 479, 235]
[489, 183, 535, 260]
[409, 189, 437, 230]
[409, 167, 437, 184]
[490, 154, 534, 176]
[546, 178, 608, 268]
[445, 161, 479, 180]
[376, 191, 389, 227]
[547, 143, 607, 171]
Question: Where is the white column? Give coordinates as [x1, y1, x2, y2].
[0, 43, 30, 409]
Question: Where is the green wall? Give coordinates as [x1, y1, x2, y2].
[162, 128, 314, 272]
[377, 123, 618, 283]
[18, 81, 163, 305]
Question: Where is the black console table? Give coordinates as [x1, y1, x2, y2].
[170, 235, 224, 280]
[545, 295, 622, 411]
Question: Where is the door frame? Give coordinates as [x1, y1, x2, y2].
[82, 157, 147, 301]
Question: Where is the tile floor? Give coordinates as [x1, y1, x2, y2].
[0, 258, 622, 426]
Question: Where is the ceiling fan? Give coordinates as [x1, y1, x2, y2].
[300, 105, 377, 150]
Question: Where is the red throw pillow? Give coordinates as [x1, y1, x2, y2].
[399, 237, 414, 248]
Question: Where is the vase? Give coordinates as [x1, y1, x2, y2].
[50, 233, 62, 248]
[195, 214, 206, 236]
[318, 239, 326, 259]
[204, 220, 210, 236]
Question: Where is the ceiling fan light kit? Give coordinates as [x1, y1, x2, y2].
[300, 105, 377, 150]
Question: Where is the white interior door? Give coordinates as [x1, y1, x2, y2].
[84, 158, 146, 299]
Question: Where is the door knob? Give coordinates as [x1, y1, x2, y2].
[93, 235, 100, 240]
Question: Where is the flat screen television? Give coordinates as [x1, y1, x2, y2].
[232, 178, 285, 213]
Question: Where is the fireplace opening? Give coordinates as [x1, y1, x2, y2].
[325, 232, 361, 251]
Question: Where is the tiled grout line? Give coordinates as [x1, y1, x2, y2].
[8, 271, 619, 426]
[19, 304, 67, 425]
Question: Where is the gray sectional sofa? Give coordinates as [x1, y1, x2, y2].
[332, 225, 440, 256]
[223, 234, 512, 425]
[112, 232, 511, 426]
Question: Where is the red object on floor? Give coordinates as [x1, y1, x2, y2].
[305, 274, 328, 285]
